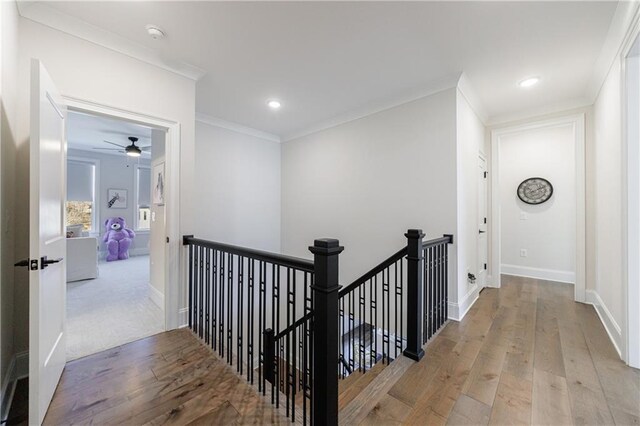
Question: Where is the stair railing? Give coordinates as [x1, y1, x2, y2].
[183, 231, 452, 426]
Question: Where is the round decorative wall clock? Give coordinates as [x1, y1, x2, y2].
[517, 177, 553, 205]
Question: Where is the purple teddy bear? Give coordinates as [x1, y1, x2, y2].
[103, 217, 136, 261]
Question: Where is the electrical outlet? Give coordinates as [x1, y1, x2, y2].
[520, 212, 527, 220]
[520, 249, 527, 257]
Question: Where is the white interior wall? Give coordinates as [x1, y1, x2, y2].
[14, 17, 195, 353]
[194, 120, 281, 252]
[281, 89, 458, 302]
[455, 88, 488, 319]
[593, 54, 624, 354]
[0, 0, 20, 410]
[499, 124, 577, 282]
[67, 149, 151, 257]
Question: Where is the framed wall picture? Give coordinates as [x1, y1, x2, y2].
[153, 162, 165, 206]
[107, 189, 127, 209]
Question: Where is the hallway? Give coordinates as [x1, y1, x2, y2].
[345, 276, 640, 425]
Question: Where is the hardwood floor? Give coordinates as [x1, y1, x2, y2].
[42, 276, 640, 425]
[43, 329, 287, 425]
[342, 275, 640, 425]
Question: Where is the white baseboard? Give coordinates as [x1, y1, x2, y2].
[148, 284, 164, 309]
[501, 264, 575, 284]
[179, 307, 189, 328]
[1, 356, 16, 421]
[448, 284, 480, 321]
[586, 290, 622, 358]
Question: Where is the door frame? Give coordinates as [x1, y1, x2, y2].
[621, 15, 640, 368]
[490, 114, 586, 303]
[63, 96, 182, 330]
[477, 153, 488, 289]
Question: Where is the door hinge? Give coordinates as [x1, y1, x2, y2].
[166, 237, 170, 243]
[484, 171, 488, 178]
[484, 263, 487, 270]
[484, 217, 487, 224]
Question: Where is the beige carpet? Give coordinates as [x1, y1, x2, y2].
[66, 255, 164, 360]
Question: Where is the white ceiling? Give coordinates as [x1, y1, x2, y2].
[67, 111, 153, 157]
[26, 1, 621, 139]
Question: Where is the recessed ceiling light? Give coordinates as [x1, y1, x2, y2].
[145, 25, 166, 40]
[519, 77, 540, 88]
[267, 100, 281, 110]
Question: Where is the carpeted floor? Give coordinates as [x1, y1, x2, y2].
[66, 255, 164, 360]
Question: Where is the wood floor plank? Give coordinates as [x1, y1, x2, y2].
[339, 356, 413, 426]
[531, 368, 572, 425]
[359, 394, 412, 425]
[446, 394, 492, 426]
[461, 349, 506, 406]
[488, 372, 532, 425]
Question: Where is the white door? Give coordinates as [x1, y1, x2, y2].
[29, 59, 67, 425]
[478, 156, 488, 288]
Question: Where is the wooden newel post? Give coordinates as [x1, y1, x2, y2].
[309, 238, 343, 426]
[404, 229, 425, 361]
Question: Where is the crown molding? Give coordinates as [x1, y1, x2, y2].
[195, 113, 281, 143]
[16, 0, 206, 81]
[586, 0, 640, 102]
[282, 73, 461, 142]
[457, 73, 489, 125]
[486, 97, 592, 128]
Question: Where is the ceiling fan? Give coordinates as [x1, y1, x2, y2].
[93, 136, 150, 157]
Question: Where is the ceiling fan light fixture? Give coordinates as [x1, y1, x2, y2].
[126, 145, 142, 157]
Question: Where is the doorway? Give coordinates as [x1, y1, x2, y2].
[490, 115, 586, 301]
[623, 30, 640, 368]
[64, 111, 166, 360]
[477, 155, 488, 289]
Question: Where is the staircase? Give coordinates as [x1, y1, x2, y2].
[183, 229, 453, 425]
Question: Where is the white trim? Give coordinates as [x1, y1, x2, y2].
[179, 307, 189, 328]
[490, 114, 586, 306]
[64, 96, 180, 331]
[621, 13, 640, 369]
[282, 73, 461, 142]
[148, 284, 165, 310]
[501, 264, 575, 284]
[457, 73, 489, 124]
[16, 1, 205, 81]
[448, 284, 480, 322]
[586, 290, 623, 358]
[196, 113, 281, 143]
[587, 1, 640, 103]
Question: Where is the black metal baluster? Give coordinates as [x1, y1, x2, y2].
[188, 243, 193, 331]
[444, 242, 449, 320]
[369, 277, 374, 368]
[248, 259, 254, 383]
[238, 256, 244, 374]
[219, 250, 225, 358]
[373, 275, 378, 365]
[291, 270, 297, 419]
[205, 248, 211, 345]
[212, 250, 218, 351]
[259, 261, 266, 392]
[198, 245, 204, 339]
